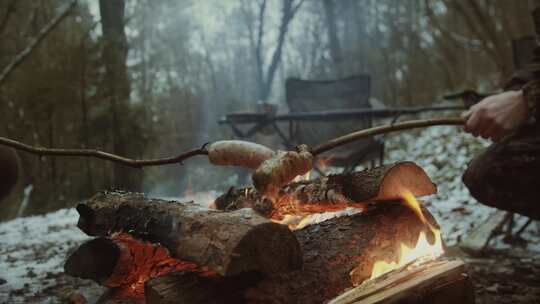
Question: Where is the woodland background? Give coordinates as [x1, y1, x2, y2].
[1, 0, 538, 220]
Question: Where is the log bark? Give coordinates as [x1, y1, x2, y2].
[74, 191, 302, 276]
[146, 202, 440, 304]
[145, 271, 261, 304]
[215, 161, 436, 218]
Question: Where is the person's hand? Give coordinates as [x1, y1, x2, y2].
[463, 90, 530, 141]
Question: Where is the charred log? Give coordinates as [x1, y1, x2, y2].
[145, 271, 261, 304]
[75, 191, 302, 276]
[145, 202, 440, 304]
[65, 233, 213, 301]
[215, 162, 436, 219]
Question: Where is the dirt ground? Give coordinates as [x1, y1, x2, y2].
[462, 248, 540, 304]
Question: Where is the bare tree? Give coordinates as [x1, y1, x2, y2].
[323, 0, 343, 77]
[99, 0, 142, 191]
[244, 0, 305, 101]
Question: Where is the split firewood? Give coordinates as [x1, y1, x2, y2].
[142, 201, 441, 304]
[74, 191, 302, 277]
[0, 147, 19, 201]
[329, 259, 474, 304]
[459, 210, 509, 256]
[216, 162, 437, 219]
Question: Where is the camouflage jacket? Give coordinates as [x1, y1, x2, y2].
[504, 8, 540, 121]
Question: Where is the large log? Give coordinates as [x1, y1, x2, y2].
[74, 191, 302, 277]
[215, 161, 436, 219]
[145, 270, 261, 304]
[145, 201, 441, 304]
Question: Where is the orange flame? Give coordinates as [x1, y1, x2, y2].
[268, 193, 365, 230]
[369, 190, 444, 280]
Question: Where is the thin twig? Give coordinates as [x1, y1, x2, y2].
[0, 0, 77, 87]
[312, 117, 465, 156]
[0, 136, 208, 169]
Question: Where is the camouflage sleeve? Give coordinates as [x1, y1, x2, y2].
[503, 7, 540, 120]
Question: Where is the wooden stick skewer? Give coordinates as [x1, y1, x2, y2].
[312, 117, 465, 155]
[0, 117, 465, 168]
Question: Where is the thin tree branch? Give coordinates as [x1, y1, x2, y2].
[312, 117, 466, 155]
[0, 0, 77, 87]
[291, 0, 306, 17]
[0, 136, 209, 169]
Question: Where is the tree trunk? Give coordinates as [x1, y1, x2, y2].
[74, 191, 302, 276]
[99, 0, 141, 191]
[323, 0, 343, 77]
[0, 146, 19, 201]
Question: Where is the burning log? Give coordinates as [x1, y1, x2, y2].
[215, 162, 436, 221]
[74, 191, 302, 276]
[143, 201, 442, 304]
[64, 233, 216, 302]
[144, 270, 261, 304]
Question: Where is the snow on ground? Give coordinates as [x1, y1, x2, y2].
[0, 208, 101, 303]
[1, 124, 539, 303]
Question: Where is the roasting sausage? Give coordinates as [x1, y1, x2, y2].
[208, 140, 275, 169]
[252, 144, 313, 195]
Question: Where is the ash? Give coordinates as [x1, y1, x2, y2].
[1, 126, 539, 303]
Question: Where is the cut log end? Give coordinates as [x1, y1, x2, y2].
[228, 221, 302, 275]
[329, 161, 437, 203]
[64, 237, 120, 284]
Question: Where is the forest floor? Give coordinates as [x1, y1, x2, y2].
[1, 125, 539, 303]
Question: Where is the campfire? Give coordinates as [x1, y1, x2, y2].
[64, 161, 473, 304]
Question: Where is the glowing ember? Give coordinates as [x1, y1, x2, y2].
[267, 193, 365, 230]
[105, 233, 216, 303]
[368, 190, 444, 280]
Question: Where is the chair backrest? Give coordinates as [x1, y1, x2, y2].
[285, 75, 373, 150]
[512, 36, 536, 69]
